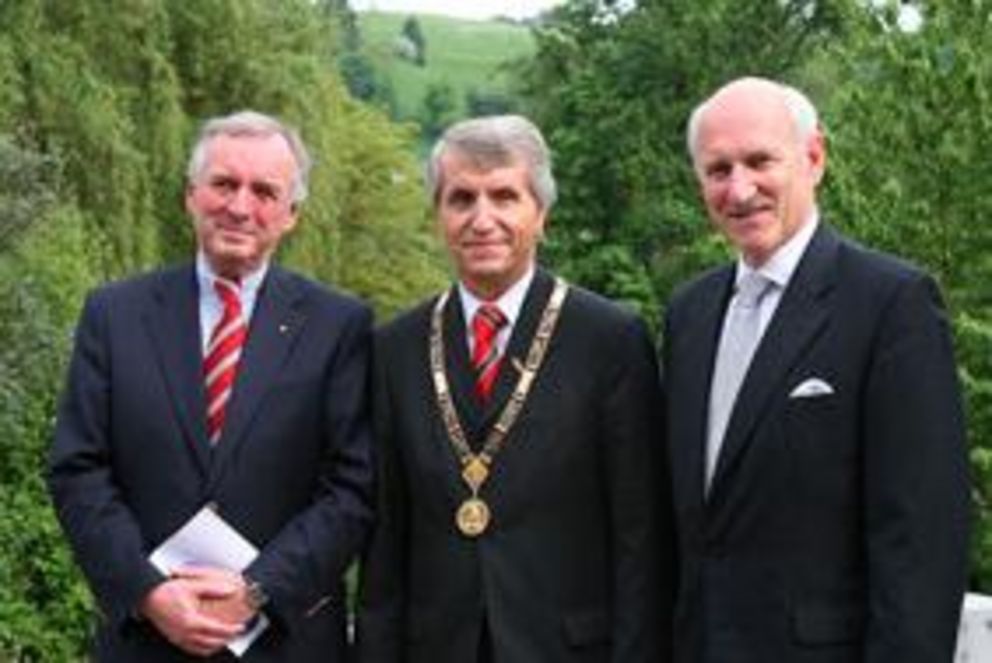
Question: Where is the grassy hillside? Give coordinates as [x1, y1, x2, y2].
[357, 11, 535, 121]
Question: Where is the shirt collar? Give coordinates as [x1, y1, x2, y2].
[735, 209, 819, 290]
[196, 251, 268, 315]
[458, 265, 536, 330]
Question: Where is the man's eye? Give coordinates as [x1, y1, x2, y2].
[252, 184, 280, 201]
[705, 163, 730, 180]
[446, 190, 475, 208]
[491, 188, 520, 204]
[211, 178, 238, 192]
[747, 153, 773, 170]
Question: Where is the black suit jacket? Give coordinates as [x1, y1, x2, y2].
[48, 263, 375, 662]
[663, 224, 970, 663]
[354, 269, 676, 663]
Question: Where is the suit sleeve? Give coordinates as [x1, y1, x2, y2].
[601, 314, 676, 663]
[47, 290, 166, 628]
[351, 331, 408, 663]
[246, 303, 376, 628]
[863, 273, 970, 663]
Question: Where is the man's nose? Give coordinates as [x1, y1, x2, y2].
[227, 186, 253, 218]
[726, 166, 757, 202]
[468, 197, 498, 230]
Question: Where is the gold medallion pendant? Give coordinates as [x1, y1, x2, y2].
[456, 497, 491, 537]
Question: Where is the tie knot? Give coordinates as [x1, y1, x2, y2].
[214, 279, 242, 312]
[735, 272, 772, 309]
[473, 303, 507, 337]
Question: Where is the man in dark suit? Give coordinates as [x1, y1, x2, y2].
[48, 111, 374, 661]
[663, 77, 970, 662]
[353, 115, 675, 663]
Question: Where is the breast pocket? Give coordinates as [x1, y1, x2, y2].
[785, 392, 854, 462]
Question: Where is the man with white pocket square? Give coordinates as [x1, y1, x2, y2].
[662, 77, 970, 663]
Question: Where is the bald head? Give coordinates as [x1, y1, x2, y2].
[687, 77, 821, 166]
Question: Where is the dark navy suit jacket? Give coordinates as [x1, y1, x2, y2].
[48, 263, 375, 662]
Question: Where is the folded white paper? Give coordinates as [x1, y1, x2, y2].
[149, 506, 269, 657]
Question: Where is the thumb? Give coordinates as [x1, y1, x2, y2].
[185, 576, 239, 601]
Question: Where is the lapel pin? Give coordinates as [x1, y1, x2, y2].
[279, 323, 290, 334]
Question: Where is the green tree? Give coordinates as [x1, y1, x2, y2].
[465, 87, 518, 117]
[0, 140, 102, 658]
[402, 14, 427, 66]
[420, 80, 458, 141]
[516, 0, 859, 314]
[819, 0, 992, 590]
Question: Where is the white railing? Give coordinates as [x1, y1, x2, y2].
[956, 593, 992, 662]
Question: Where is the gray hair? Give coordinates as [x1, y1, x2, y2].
[186, 110, 312, 204]
[686, 77, 821, 164]
[426, 114, 557, 210]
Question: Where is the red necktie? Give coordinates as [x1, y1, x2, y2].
[471, 303, 507, 402]
[204, 279, 247, 444]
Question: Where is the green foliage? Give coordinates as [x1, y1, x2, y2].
[957, 314, 992, 589]
[0, 202, 106, 659]
[821, 0, 992, 308]
[356, 11, 534, 128]
[0, 137, 57, 251]
[401, 15, 427, 66]
[817, 0, 992, 589]
[516, 0, 856, 308]
[464, 87, 519, 117]
[419, 81, 458, 142]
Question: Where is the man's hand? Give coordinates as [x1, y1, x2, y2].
[139, 567, 246, 657]
[176, 567, 260, 630]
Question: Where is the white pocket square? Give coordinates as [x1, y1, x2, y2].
[789, 377, 835, 398]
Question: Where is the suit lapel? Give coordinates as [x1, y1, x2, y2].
[442, 286, 486, 439]
[144, 265, 211, 475]
[207, 267, 307, 486]
[673, 268, 735, 512]
[482, 269, 555, 428]
[709, 225, 838, 495]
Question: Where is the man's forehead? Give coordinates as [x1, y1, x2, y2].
[442, 145, 524, 170]
[203, 134, 296, 175]
[207, 133, 293, 160]
[441, 153, 528, 184]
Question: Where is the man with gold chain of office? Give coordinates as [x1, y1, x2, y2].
[353, 115, 676, 663]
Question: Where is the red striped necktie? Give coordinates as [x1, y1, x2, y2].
[204, 279, 247, 444]
[471, 303, 507, 402]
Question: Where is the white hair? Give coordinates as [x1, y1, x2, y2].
[686, 77, 821, 164]
[426, 114, 557, 210]
[187, 110, 312, 204]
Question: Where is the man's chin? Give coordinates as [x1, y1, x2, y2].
[206, 248, 261, 277]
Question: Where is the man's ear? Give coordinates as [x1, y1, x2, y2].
[808, 128, 827, 185]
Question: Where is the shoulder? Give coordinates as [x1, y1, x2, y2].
[666, 264, 730, 323]
[670, 264, 728, 305]
[376, 295, 437, 347]
[830, 232, 943, 312]
[271, 267, 372, 322]
[563, 282, 643, 330]
[557, 281, 657, 361]
[83, 264, 190, 310]
[835, 233, 927, 285]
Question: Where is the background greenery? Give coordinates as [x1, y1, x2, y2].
[0, 0, 988, 658]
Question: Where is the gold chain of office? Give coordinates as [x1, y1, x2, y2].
[429, 278, 569, 537]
